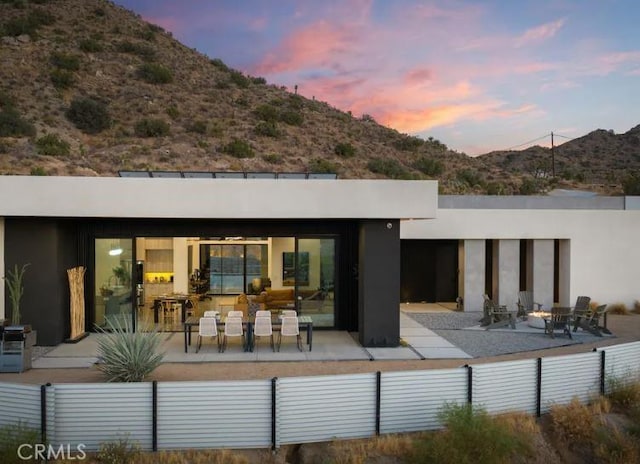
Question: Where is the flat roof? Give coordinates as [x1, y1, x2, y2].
[0, 176, 438, 219]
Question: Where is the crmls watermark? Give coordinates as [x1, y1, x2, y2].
[17, 443, 87, 461]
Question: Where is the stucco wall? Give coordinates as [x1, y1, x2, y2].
[401, 209, 640, 308]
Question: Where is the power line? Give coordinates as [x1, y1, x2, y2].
[554, 133, 574, 140]
[504, 134, 549, 151]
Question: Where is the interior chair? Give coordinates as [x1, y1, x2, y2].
[184, 297, 198, 319]
[253, 315, 274, 351]
[517, 290, 542, 320]
[280, 309, 297, 317]
[255, 310, 271, 319]
[481, 294, 516, 329]
[227, 310, 244, 319]
[277, 316, 302, 351]
[162, 301, 178, 328]
[221, 317, 244, 352]
[196, 317, 219, 353]
[203, 310, 220, 319]
[544, 307, 572, 339]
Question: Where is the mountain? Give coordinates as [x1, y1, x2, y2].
[0, 0, 637, 196]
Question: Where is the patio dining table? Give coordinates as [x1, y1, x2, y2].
[183, 315, 313, 353]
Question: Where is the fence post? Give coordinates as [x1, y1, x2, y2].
[152, 380, 158, 452]
[536, 358, 542, 417]
[465, 365, 472, 404]
[40, 383, 50, 445]
[375, 371, 381, 436]
[271, 377, 277, 450]
[600, 350, 606, 396]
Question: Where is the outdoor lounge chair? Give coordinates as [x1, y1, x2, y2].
[574, 304, 611, 336]
[482, 294, 516, 329]
[571, 296, 592, 332]
[517, 290, 542, 320]
[544, 306, 572, 339]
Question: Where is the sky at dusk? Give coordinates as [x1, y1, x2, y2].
[114, 0, 640, 155]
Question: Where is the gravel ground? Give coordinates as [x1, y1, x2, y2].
[406, 312, 607, 358]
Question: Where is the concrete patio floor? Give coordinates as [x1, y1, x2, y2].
[31, 307, 471, 369]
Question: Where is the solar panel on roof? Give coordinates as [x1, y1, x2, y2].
[214, 172, 246, 178]
[307, 173, 338, 179]
[246, 172, 277, 179]
[118, 171, 151, 177]
[150, 171, 183, 178]
[182, 172, 214, 178]
[277, 173, 307, 179]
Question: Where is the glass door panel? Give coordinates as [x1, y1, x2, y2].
[297, 238, 336, 327]
[94, 238, 134, 329]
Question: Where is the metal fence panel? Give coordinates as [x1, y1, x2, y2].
[380, 368, 467, 434]
[0, 382, 41, 430]
[540, 352, 601, 413]
[53, 383, 152, 451]
[277, 373, 377, 445]
[472, 359, 538, 415]
[157, 380, 272, 449]
[599, 342, 640, 392]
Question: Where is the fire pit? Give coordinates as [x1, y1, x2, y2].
[527, 311, 551, 329]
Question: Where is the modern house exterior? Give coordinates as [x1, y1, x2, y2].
[1, 175, 638, 347]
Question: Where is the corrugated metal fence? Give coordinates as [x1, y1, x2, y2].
[0, 341, 638, 451]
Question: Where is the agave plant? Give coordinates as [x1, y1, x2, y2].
[96, 316, 164, 382]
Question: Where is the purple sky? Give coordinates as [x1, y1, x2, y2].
[114, 0, 640, 155]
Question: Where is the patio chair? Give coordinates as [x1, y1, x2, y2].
[482, 294, 516, 329]
[277, 316, 302, 351]
[544, 306, 572, 339]
[280, 309, 297, 317]
[517, 290, 542, 320]
[196, 317, 219, 353]
[253, 314, 274, 351]
[221, 317, 244, 352]
[203, 310, 219, 319]
[255, 310, 271, 319]
[571, 296, 592, 332]
[574, 304, 611, 336]
[227, 310, 244, 319]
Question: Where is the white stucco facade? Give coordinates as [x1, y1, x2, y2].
[401, 197, 640, 311]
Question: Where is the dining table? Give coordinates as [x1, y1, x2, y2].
[183, 315, 313, 353]
[153, 294, 190, 324]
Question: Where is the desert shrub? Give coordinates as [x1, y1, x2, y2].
[367, 158, 411, 179]
[519, 177, 542, 195]
[287, 94, 305, 110]
[411, 403, 531, 464]
[96, 318, 163, 382]
[97, 435, 140, 464]
[223, 138, 254, 158]
[137, 63, 173, 84]
[253, 104, 278, 122]
[334, 142, 356, 158]
[622, 173, 640, 195]
[210, 58, 230, 72]
[456, 169, 484, 188]
[0, 107, 36, 137]
[66, 96, 111, 134]
[185, 120, 207, 134]
[0, 422, 40, 464]
[413, 156, 443, 176]
[49, 51, 81, 71]
[550, 398, 597, 446]
[35, 133, 70, 157]
[78, 37, 103, 52]
[229, 70, 250, 88]
[279, 109, 303, 126]
[486, 181, 508, 195]
[1, 8, 55, 37]
[30, 166, 47, 176]
[165, 105, 179, 120]
[262, 153, 283, 164]
[393, 135, 424, 151]
[633, 300, 640, 314]
[254, 121, 280, 138]
[117, 41, 156, 60]
[607, 377, 640, 418]
[251, 76, 267, 85]
[49, 68, 74, 89]
[593, 426, 640, 464]
[606, 302, 629, 315]
[134, 118, 169, 137]
[308, 158, 339, 174]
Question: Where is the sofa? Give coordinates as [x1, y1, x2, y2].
[254, 289, 295, 310]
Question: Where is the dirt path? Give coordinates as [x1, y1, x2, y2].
[2, 314, 638, 384]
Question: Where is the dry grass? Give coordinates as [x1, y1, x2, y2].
[550, 398, 596, 446]
[632, 300, 640, 314]
[606, 302, 630, 315]
[328, 434, 416, 464]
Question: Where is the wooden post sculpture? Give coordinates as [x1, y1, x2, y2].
[67, 266, 87, 342]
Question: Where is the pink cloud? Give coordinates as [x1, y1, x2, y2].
[404, 67, 435, 85]
[515, 19, 565, 47]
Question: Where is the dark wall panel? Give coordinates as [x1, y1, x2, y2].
[400, 240, 458, 303]
[4, 218, 79, 345]
[358, 220, 400, 347]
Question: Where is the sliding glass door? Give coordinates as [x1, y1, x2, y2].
[296, 238, 336, 327]
[94, 238, 134, 329]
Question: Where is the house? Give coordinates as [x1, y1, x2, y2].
[1, 175, 638, 346]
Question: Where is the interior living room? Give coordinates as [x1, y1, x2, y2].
[96, 236, 337, 333]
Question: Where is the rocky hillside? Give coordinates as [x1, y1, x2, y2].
[0, 0, 637, 195]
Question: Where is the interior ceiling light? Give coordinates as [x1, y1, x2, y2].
[109, 241, 123, 256]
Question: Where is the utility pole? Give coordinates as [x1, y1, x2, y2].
[551, 131, 555, 178]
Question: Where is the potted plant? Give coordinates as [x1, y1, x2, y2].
[2, 263, 36, 358]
